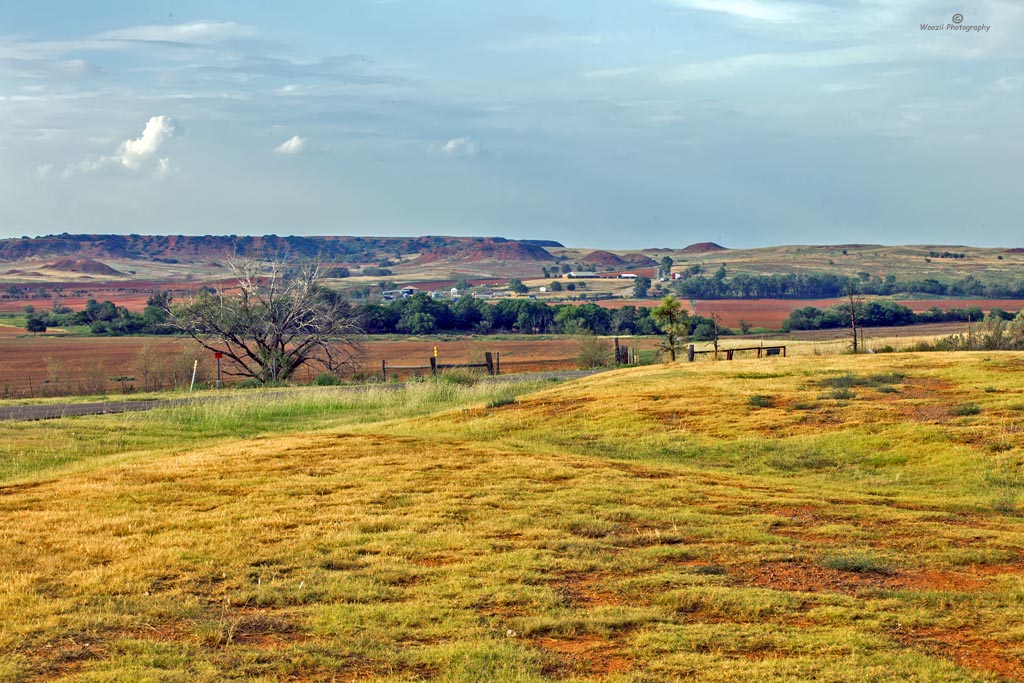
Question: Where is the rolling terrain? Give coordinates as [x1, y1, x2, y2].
[3, 352, 1024, 681]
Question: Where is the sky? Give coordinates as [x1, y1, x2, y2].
[0, 1, 1021, 249]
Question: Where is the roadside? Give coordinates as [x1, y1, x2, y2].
[0, 369, 607, 422]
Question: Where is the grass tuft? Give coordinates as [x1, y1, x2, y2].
[820, 551, 891, 574]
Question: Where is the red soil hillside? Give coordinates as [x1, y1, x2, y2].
[412, 238, 553, 264]
[681, 242, 727, 254]
[0, 234, 562, 264]
[46, 259, 123, 276]
[623, 253, 657, 267]
[581, 250, 626, 268]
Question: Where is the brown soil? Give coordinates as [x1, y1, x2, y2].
[739, 560, 1019, 596]
[898, 627, 1024, 681]
[552, 571, 625, 608]
[535, 635, 631, 677]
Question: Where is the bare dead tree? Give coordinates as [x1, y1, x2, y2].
[709, 310, 722, 359]
[169, 259, 362, 384]
[846, 284, 862, 353]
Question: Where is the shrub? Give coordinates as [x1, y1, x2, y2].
[748, 395, 775, 408]
[440, 368, 481, 386]
[952, 403, 981, 416]
[314, 373, 343, 386]
[820, 551, 890, 574]
[576, 334, 613, 369]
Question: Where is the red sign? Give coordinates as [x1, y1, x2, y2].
[214, 352, 223, 359]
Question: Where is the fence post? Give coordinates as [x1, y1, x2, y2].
[382, 359, 387, 382]
[687, 344, 695, 362]
[496, 352, 500, 375]
[485, 352, 494, 376]
[430, 357, 437, 378]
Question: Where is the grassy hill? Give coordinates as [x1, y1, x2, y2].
[551, 243, 1024, 288]
[3, 353, 1024, 681]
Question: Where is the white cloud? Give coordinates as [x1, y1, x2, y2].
[995, 75, 1019, 92]
[117, 115, 177, 169]
[589, 43, 947, 83]
[433, 137, 479, 157]
[484, 33, 609, 52]
[154, 157, 178, 179]
[97, 21, 258, 45]
[34, 164, 53, 180]
[63, 115, 179, 177]
[274, 135, 307, 155]
[664, 0, 811, 23]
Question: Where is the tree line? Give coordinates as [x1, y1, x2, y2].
[25, 293, 176, 336]
[26, 290, 732, 340]
[669, 268, 1024, 300]
[783, 300, 1020, 332]
[357, 293, 728, 338]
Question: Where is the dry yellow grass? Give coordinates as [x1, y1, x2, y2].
[3, 352, 1024, 681]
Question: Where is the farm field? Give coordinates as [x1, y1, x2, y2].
[0, 317, 997, 399]
[3, 352, 1024, 681]
[0, 334, 628, 398]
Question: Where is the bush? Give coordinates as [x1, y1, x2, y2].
[952, 403, 981, 416]
[314, 373, 343, 386]
[576, 334, 613, 369]
[748, 395, 775, 408]
[439, 368, 481, 386]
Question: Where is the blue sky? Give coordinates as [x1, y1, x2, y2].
[0, 1, 1021, 248]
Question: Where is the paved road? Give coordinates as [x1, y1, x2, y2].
[0, 369, 607, 422]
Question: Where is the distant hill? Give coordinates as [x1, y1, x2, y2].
[681, 242, 727, 253]
[46, 258, 123, 276]
[412, 237, 553, 264]
[623, 253, 657, 267]
[581, 250, 626, 268]
[519, 239, 564, 248]
[0, 234, 552, 264]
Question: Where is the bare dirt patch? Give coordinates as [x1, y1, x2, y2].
[739, 560, 1017, 596]
[552, 571, 625, 608]
[899, 627, 1024, 681]
[536, 635, 631, 677]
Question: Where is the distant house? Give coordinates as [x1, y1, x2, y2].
[382, 287, 417, 301]
[618, 273, 638, 279]
[564, 271, 599, 279]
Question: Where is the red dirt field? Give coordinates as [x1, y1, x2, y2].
[0, 279, 239, 313]
[0, 336, 635, 398]
[688, 299, 845, 328]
